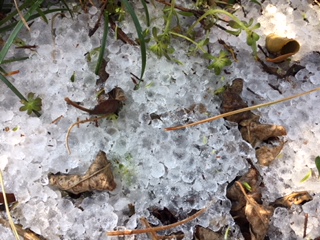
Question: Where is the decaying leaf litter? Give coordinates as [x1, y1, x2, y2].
[2, 0, 320, 239]
[46, 76, 313, 239]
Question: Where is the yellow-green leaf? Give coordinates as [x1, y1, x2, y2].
[300, 169, 312, 183]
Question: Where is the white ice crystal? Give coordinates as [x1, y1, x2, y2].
[1, 1, 320, 239]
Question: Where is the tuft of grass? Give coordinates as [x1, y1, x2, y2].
[0, 0, 43, 63]
[121, 0, 147, 80]
[0, 0, 45, 117]
[95, 11, 109, 76]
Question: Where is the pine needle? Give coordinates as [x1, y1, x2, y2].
[14, 0, 30, 31]
[165, 86, 320, 131]
[107, 200, 214, 236]
[0, 170, 19, 240]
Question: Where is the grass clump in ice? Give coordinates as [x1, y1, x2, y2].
[0, 0, 69, 117]
[148, 0, 261, 74]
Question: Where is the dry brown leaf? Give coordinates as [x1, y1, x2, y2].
[236, 182, 273, 240]
[240, 120, 287, 147]
[220, 78, 259, 123]
[49, 151, 116, 194]
[227, 165, 264, 239]
[270, 191, 313, 208]
[220, 78, 287, 166]
[194, 225, 224, 240]
[255, 141, 285, 166]
[0, 192, 16, 206]
[65, 87, 125, 116]
[227, 164, 262, 213]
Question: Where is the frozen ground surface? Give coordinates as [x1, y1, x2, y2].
[1, 0, 320, 239]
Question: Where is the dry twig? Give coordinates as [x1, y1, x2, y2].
[107, 200, 214, 237]
[65, 115, 111, 154]
[165, 86, 320, 131]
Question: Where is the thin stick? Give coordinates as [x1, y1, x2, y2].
[0, 170, 19, 240]
[51, 115, 64, 124]
[65, 97, 91, 113]
[303, 213, 308, 238]
[66, 115, 111, 154]
[140, 217, 160, 240]
[165, 86, 320, 131]
[107, 201, 213, 236]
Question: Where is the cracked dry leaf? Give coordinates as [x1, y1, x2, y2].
[236, 182, 273, 240]
[49, 151, 116, 194]
[256, 141, 285, 166]
[220, 78, 259, 123]
[240, 120, 287, 148]
[270, 191, 313, 208]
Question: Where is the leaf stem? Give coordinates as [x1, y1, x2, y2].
[169, 31, 206, 53]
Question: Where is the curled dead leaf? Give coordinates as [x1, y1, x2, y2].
[227, 165, 262, 213]
[236, 182, 273, 240]
[220, 79, 287, 166]
[194, 225, 224, 240]
[240, 120, 287, 148]
[49, 151, 116, 194]
[270, 191, 313, 208]
[256, 141, 285, 166]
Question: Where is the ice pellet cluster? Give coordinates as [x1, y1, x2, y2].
[1, 1, 320, 239]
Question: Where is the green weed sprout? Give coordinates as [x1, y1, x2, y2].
[188, 9, 260, 54]
[19, 93, 42, 115]
[204, 51, 232, 75]
[148, 1, 248, 74]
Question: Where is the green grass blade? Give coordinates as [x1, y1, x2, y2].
[0, 8, 67, 33]
[60, 0, 74, 18]
[0, 0, 44, 64]
[1, 57, 29, 65]
[140, 0, 150, 27]
[121, 0, 147, 79]
[36, 7, 48, 24]
[0, 72, 27, 101]
[95, 11, 109, 75]
[0, 1, 32, 27]
[0, 72, 41, 117]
